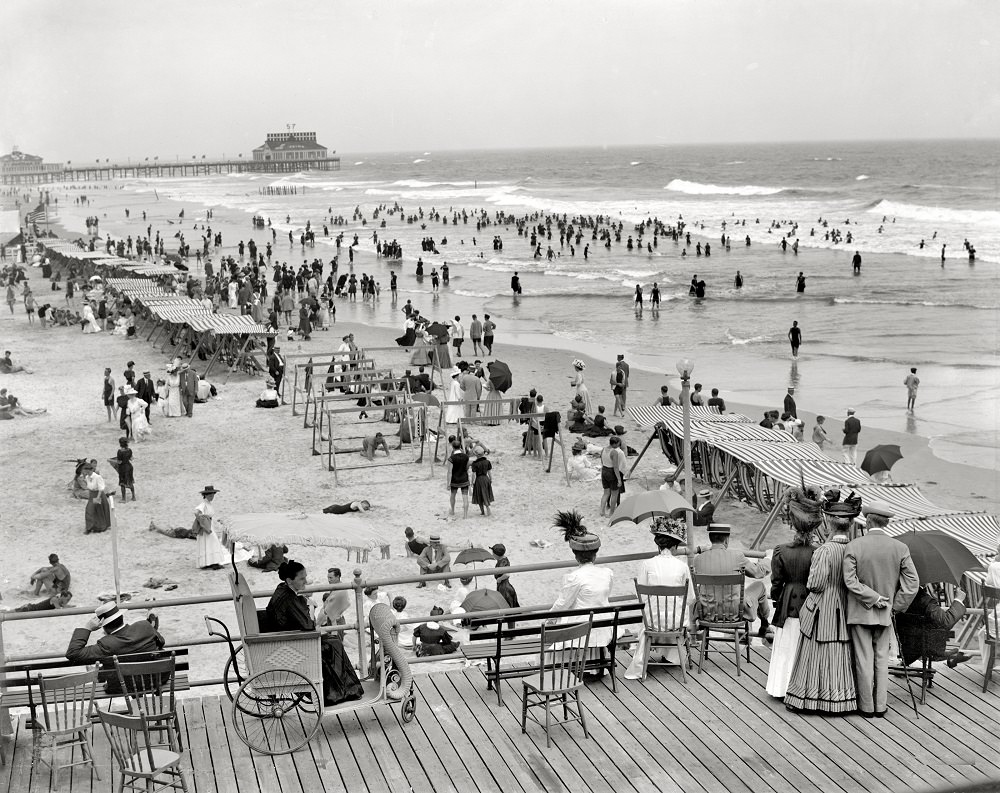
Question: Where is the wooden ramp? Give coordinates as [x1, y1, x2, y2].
[2, 648, 998, 793]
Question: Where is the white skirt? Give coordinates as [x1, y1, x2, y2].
[765, 617, 801, 698]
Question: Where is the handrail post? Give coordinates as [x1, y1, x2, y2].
[352, 568, 366, 676]
[0, 611, 11, 737]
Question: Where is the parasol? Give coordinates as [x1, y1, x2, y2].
[487, 360, 512, 393]
[896, 530, 984, 585]
[425, 322, 450, 343]
[411, 392, 440, 408]
[460, 589, 509, 613]
[455, 547, 494, 565]
[219, 512, 390, 552]
[861, 444, 903, 476]
[299, 296, 319, 309]
[609, 488, 695, 526]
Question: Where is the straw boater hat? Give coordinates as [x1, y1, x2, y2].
[553, 509, 601, 552]
[650, 515, 687, 544]
[94, 601, 126, 633]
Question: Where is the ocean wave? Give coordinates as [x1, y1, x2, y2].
[856, 175, 869, 181]
[725, 329, 773, 345]
[391, 179, 503, 188]
[364, 185, 522, 201]
[868, 199, 1000, 227]
[630, 161, 642, 166]
[665, 179, 784, 196]
[412, 158, 429, 164]
[810, 157, 842, 161]
[725, 161, 746, 165]
[832, 297, 998, 310]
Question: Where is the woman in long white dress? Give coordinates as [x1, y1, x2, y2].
[81, 302, 101, 333]
[444, 368, 465, 424]
[194, 486, 228, 569]
[126, 391, 151, 441]
[162, 367, 184, 417]
[481, 376, 503, 426]
[570, 359, 592, 416]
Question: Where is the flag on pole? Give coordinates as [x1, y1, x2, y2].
[25, 204, 46, 225]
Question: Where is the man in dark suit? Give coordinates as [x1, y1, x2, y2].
[136, 369, 157, 423]
[66, 601, 165, 693]
[179, 363, 197, 417]
[843, 502, 920, 717]
[783, 387, 797, 418]
[267, 346, 286, 402]
[842, 408, 862, 465]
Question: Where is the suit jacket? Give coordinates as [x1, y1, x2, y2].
[783, 394, 797, 418]
[843, 416, 861, 446]
[417, 544, 451, 570]
[267, 351, 285, 379]
[843, 530, 920, 626]
[694, 546, 766, 619]
[906, 588, 966, 629]
[180, 369, 199, 396]
[136, 377, 157, 404]
[66, 621, 165, 665]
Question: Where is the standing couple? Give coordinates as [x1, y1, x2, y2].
[780, 498, 919, 717]
[161, 360, 200, 418]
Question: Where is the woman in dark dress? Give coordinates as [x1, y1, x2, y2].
[491, 544, 519, 609]
[470, 448, 494, 516]
[413, 606, 459, 656]
[297, 305, 312, 341]
[765, 526, 815, 697]
[116, 436, 135, 502]
[266, 560, 363, 706]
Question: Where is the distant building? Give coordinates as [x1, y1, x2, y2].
[253, 132, 329, 163]
[0, 147, 65, 185]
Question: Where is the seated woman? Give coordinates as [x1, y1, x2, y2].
[266, 560, 364, 706]
[256, 379, 280, 408]
[581, 405, 614, 437]
[566, 395, 589, 433]
[413, 606, 460, 656]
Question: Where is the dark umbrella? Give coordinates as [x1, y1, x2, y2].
[461, 589, 509, 613]
[609, 489, 695, 526]
[411, 392, 440, 408]
[896, 530, 984, 585]
[487, 361, 513, 393]
[861, 444, 903, 476]
[425, 322, 449, 343]
[299, 296, 319, 309]
[455, 547, 493, 565]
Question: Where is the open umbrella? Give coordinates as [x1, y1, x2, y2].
[487, 360, 513, 393]
[461, 589, 509, 614]
[861, 444, 903, 476]
[411, 392, 440, 408]
[896, 530, 984, 585]
[455, 547, 493, 565]
[609, 488, 695, 526]
[299, 296, 319, 309]
[425, 322, 449, 343]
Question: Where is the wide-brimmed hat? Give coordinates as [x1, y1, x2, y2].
[650, 515, 687, 544]
[449, 367, 461, 378]
[200, 485, 221, 496]
[572, 358, 586, 370]
[123, 386, 137, 396]
[572, 439, 588, 452]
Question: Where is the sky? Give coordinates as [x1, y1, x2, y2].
[1, 0, 997, 162]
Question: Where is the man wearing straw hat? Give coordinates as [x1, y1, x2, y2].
[66, 601, 165, 692]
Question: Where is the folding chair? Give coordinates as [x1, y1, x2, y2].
[521, 615, 593, 749]
[33, 669, 102, 786]
[982, 585, 999, 693]
[633, 581, 690, 682]
[692, 572, 750, 675]
[115, 652, 182, 750]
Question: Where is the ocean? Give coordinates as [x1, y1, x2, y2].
[70, 139, 1000, 470]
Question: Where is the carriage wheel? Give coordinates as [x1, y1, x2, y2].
[401, 692, 417, 724]
[223, 644, 247, 702]
[232, 670, 323, 754]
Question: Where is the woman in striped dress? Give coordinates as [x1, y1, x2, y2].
[783, 509, 857, 714]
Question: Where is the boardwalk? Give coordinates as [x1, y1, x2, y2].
[3, 648, 998, 793]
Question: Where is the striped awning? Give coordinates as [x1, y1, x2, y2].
[136, 296, 198, 308]
[710, 440, 833, 463]
[629, 405, 752, 426]
[129, 265, 181, 275]
[186, 315, 273, 336]
[147, 305, 212, 321]
[852, 484, 963, 521]
[671, 422, 795, 443]
[752, 458, 871, 490]
[882, 512, 1000, 558]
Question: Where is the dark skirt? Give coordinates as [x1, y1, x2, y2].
[497, 580, 520, 609]
[471, 476, 494, 506]
[320, 635, 363, 705]
[117, 460, 134, 488]
[85, 490, 112, 533]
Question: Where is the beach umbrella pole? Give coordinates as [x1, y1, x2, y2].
[108, 495, 122, 603]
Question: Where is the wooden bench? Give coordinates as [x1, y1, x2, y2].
[1, 648, 190, 725]
[462, 601, 645, 705]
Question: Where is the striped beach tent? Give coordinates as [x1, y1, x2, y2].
[185, 315, 271, 335]
[853, 484, 962, 521]
[628, 405, 752, 427]
[881, 512, 999, 558]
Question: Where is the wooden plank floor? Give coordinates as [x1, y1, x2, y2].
[2, 650, 998, 793]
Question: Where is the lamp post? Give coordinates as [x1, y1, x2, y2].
[676, 358, 695, 538]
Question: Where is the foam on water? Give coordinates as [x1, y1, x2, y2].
[665, 179, 784, 196]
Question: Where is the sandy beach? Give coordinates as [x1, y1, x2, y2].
[1, 188, 996, 681]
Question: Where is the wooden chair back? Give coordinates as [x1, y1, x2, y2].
[983, 585, 1000, 643]
[37, 668, 99, 733]
[536, 616, 593, 693]
[97, 709, 160, 775]
[634, 581, 688, 635]
[692, 572, 746, 625]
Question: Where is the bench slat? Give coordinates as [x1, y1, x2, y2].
[1, 674, 192, 709]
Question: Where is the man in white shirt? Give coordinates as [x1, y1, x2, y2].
[451, 316, 465, 357]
